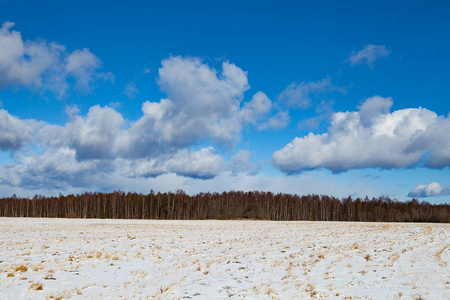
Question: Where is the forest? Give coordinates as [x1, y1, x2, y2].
[0, 190, 448, 223]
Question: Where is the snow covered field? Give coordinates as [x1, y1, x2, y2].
[0, 218, 449, 299]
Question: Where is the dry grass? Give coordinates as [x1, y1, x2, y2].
[30, 282, 43, 290]
[436, 245, 449, 266]
[15, 265, 28, 272]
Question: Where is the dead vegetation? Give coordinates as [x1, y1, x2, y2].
[29, 282, 43, 291]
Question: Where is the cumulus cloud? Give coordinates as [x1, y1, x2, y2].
[45, 57, 282, 160]
[346, 44, 391, 68]
[408, 182, 450, 198]
[240, 92, 272, 123]
[278, 77, 344, 109]
[66, 106, 125, 160]
[123, 56, 284, 149]
[272, 96, 450, 173]
[241, 92, 289, 130]
[402, 112, 450, 169]
[34, 105, 124, 160]
[0, 55, 291, 189]
[163, 147, 225, 179]
[154, 56, 250, 144]
[0, 21, 112, 97]
[0, 109, 36, 150]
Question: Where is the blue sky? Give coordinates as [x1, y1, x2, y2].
[0, 0, 449, 203]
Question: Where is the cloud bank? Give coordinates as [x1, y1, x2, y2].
[272, 96, 450, 173]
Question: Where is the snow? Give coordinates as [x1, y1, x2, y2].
[0, 218, 449, 299]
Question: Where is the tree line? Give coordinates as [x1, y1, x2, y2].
[0, 190, 448, 222]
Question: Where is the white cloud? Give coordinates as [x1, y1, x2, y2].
[154, 56, 250, 144]
[0, 109, 36, 150]
[122, 56, 284, 148]
[408, 182, 450, 198]
[165, 147, 225, 179]
[402, 112, 450, 169]
[0, 147, 105, 189]
[0, 21, 112, 97]
[278, 77, 344, 109]
[346, 44, 391, 68]
[65, 48, 113, 93]
[240, 92, 272, 122]
[66, 106, 125, 160]
[35, 105, 125, 160]
[272, 96, 450, 173]
[120, 147, 225, 180]
[240, 91, 288, 130]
